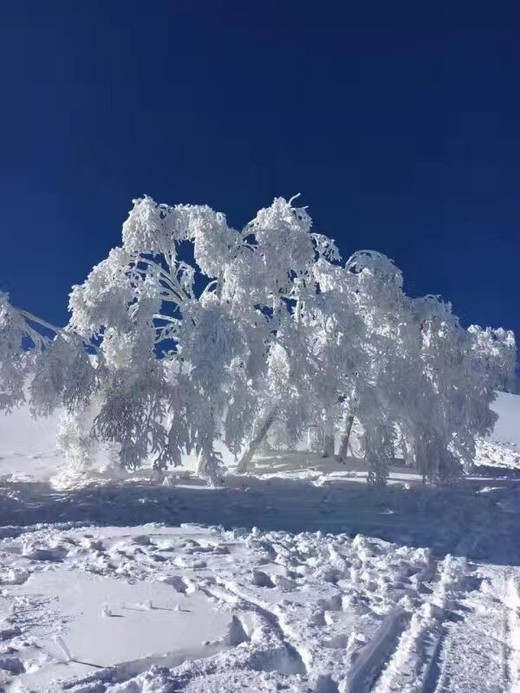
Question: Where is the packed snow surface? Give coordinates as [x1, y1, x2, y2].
[0, 393, 518, 691]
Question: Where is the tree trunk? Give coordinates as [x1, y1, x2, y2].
[337, 415, 354, 462]
[236, 407, 278, 474]
[307, 426, 322, 452]
[367, 457, 389, 485]
[322, 412, 335, 458]
[195, 449, 223, 486]
[196, 449, 210, 476]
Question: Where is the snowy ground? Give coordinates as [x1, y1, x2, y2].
[0, 395, 519, 691]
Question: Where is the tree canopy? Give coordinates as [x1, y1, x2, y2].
[0, 197, 515, 484]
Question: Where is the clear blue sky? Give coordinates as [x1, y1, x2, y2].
[1, 1, 519, 345]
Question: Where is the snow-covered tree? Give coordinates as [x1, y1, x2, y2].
[405, 299, 516, 481]
[301, 250, 516, 484]
[0, 196, 515, 485]
[65, 195, 339, 480]
[0, 291, 96, 417]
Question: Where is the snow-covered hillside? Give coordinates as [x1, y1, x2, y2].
[1, 390, 518, 485]
[490, 391, 520, 446]
[0, 393, 518, 691]
[474, 391, 520, 471]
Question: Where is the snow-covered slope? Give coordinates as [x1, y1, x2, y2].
[0, 406, 60, 457]
[0, 406, 64, 483]
[490, 391, 520, 445]
[1, 390, 518, 485]
[0, 395, 519, 691]
[475, 391, 520, 471]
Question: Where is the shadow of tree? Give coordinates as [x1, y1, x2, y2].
[1, 470, 519, 566]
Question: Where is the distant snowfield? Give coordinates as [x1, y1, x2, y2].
[0, 394, 518, 691]
[489, 391, 520, 446]
[475, 391, 520, 471]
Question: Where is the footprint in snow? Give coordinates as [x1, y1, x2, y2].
[160, 575, 189, 593]
[0, 656, 25, 674]
[252, 570, 275, 588]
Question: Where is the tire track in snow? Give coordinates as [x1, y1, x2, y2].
[428, 564, 518, 693]
[501, 574, 512, 690]
[370, 607, 445, 693]
[370, 555, 467, 693]
[343, 607, 411, 693]
[501, 573, 520, 692]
